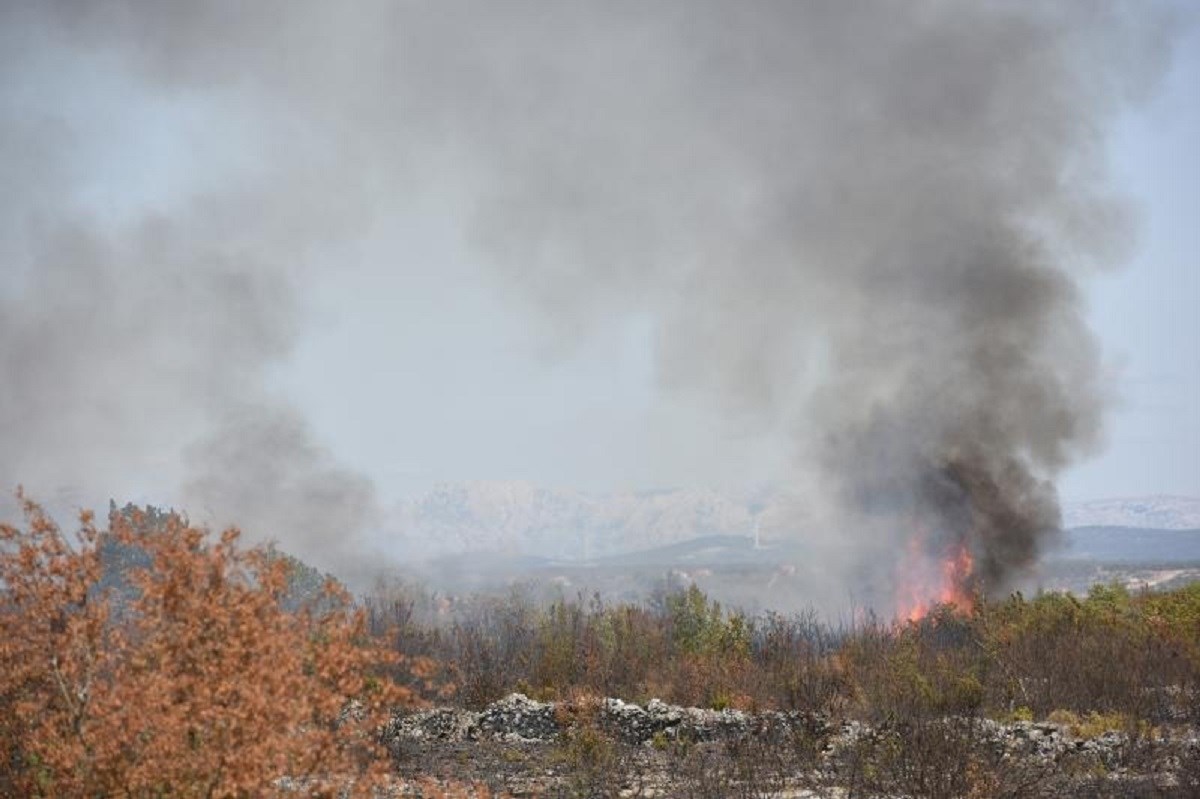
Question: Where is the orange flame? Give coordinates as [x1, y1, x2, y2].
[895, 534, 975, 622]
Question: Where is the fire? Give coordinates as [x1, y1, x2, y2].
[895, 534, 975, 622]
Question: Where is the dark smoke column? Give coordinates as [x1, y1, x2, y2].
[450, 5, 1174, 609]
[813, 233, 1107, 606]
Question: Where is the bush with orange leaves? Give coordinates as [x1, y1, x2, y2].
[0, 494, 415, 798]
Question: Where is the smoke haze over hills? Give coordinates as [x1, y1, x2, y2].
[0, 2, 1185, 607]
[387, 482, 1200, 560]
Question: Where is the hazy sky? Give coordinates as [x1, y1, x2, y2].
[277, 16, 1200, 504]
[1064, 21, 1199, 501]
[1, 1, 1195, 532]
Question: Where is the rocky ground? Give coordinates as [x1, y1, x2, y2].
[380, 694, 1200, 798]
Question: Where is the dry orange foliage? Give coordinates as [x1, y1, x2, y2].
[0, 492, 413, 797]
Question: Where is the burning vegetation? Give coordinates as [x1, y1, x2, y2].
[874, 454, 1064, 620]
[895, 536, 976, 623]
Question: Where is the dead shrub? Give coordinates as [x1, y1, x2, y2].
[0, 496, 415, 797]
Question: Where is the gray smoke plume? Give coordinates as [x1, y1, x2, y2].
[0, 2, 1177, 606]
[0, 1, 384, 576]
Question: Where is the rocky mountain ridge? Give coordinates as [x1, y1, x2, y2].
[390, 482, 1199, 560]
[391, 481, 788, 560]
[1062, 495, 1200, 531]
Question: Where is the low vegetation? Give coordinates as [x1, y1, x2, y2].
[370, 579, 1200, 729]
[3, 495, 1197, 796]
[372, 575, 1199, 795]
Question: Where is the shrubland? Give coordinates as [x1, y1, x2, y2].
[371, 578, 1199, 728]
[3, 494, 1197, 796]
[376, 579, 1199, 796]
[373, 575, 1199, 797]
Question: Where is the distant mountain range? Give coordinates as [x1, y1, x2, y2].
[1056, 526, 1200, 564]
[1061, 496, 1200, 531]
[389, 482, 1200, 562]
[391, 481, 779, 560]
